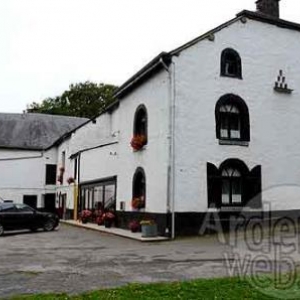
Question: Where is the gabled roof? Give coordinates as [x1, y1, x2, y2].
[114, 10, 300, 99]
[0, 113, 88, 151]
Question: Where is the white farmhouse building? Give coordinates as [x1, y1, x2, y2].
[0, 113, 87, 213]
[1, 0, 300, 236]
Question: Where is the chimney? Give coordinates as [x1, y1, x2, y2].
[256, 0, 280, 18]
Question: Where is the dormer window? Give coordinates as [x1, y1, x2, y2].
[215, 94, 250, 142]
[221, 48, 242, 79]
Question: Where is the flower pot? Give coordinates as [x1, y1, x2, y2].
[141, 224, 158, 237]
[82, 219, 88, 224]
[104, 219, 112, 228]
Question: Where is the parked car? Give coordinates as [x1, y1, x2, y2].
[0, 203, 59, 236]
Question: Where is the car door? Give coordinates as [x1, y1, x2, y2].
[0, 204, 20, 230]
[15, 204, 36, 229]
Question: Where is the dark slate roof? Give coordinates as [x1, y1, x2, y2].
[0, 113, 88, 150]
[114, 10, 300, 99]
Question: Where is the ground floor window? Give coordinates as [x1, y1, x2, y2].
[132, 167, 146, 210]
[207, 159, 262, 208]
[79, 177, 116, 219]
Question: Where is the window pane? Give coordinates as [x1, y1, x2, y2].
[104, 185, 115, 210]
[230, 130, 241, 139]
[222, 180, 230, 204]
[94, 186, 104, 210]
[232, 179, 242, 204]
[230, 114, 240, 131]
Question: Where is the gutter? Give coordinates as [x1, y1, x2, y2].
[160, 57, 176, 240]
[0, 151, 44, 161]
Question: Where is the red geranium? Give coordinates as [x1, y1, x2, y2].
[130, 135, 147, 151]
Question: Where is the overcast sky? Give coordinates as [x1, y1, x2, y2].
[0, 0, 298, 113]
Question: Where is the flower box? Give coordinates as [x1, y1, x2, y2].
[130, 135, 147, 151]
[131, 197, 145, 210]
[140, 220, 157, 237]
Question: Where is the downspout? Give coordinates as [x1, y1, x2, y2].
[77, 152, 81, 219]
[160, 57, 176, 240]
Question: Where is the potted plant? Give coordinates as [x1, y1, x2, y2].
[103, 211, 115, 228]
[140, 219, 158, 237]
[57, 175, 63, 184]
[131, 196, 145, 210]
[94, 209, 104, 225]
[67, 177, 75, 184]
[128, 220, 140, 233]
[130, 134, 147, 151]
[80, 210, 92, 224]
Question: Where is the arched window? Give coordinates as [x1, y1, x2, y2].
[131, 105, 148, 151]
[207, 159, 262, 208]
[221, 48, 242, 79]
[132, 167, 146, 210]
[215, 94, 250, 142]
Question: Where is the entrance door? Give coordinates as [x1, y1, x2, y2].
[58, 193, 67, 219]
[23, 195, 37, 209]
[44, 194, 56, 213]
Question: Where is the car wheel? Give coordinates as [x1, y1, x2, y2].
[43, 219, 55, 232]
[0, 224, 4, 236]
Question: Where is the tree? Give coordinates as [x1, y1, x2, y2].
[26, 81, 118, 118]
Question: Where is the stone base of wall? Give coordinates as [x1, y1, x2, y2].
[64, 209, 300, 236]
[115, 211, 171, 236]
[174, 210, 300, 236]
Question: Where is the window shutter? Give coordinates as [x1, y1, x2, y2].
[215, 112, 221, 139]
[246, 165, 262, 208]
[241, 112, 250, 142]
[207, 163, 221, 208]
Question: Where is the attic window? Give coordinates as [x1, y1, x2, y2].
[221, 48, 242, 79]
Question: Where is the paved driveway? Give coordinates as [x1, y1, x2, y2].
[0, 224, 233, 298]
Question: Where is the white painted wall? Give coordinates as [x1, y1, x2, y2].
[173, 18, 300, 212]
[0, 148, 57, 207]
[58, 69, 170, 214]
[116, 70, 170, 213]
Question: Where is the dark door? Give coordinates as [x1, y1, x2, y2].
[58, 194, 66, 219]
[44, 194, 56, 213]
[23, 195, 37, 209]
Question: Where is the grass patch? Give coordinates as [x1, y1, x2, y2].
[8, 276, 300, 300]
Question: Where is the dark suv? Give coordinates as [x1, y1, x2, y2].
[0, 203, 59, 236]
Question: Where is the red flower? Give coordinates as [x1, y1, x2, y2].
[67, 177, 75, 184]
[103, 212, 115, 220]
[130, 135, 147, 151]
[131, 197, 145, 209]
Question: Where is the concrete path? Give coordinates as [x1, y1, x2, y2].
[0, 225, 232, 298]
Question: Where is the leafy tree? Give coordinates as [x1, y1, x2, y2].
[27, 81, 118, 118]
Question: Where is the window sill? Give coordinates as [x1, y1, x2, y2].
[218, 140, 249, 147]
[132, 145, 147, 152]
[220, 74, 243, 80]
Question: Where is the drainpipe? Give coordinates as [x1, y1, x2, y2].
[77, 152, 81, 217]
[160, 57, 176, 239]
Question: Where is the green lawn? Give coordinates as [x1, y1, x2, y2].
[9, 276, 300, 300]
